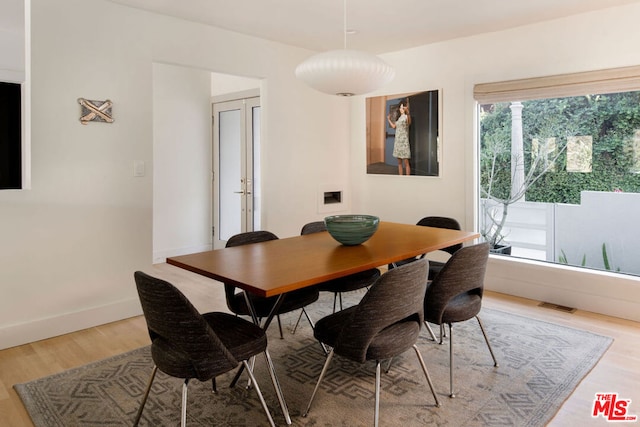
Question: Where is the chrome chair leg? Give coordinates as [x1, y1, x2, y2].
[292, 308, 315, 335]
[374, 361, 381, 427]
[302, 308, 315, 330]
[412, 344, 440, 407]
[181, 379, 189, 427]
[246, 355, 256, 389]
[298, 309, 328, 355]
[448, 323, 455, 397]
[303, 349, 335, 417]
[263, 349, 292, 425]
[133, 365, 158, 426]
[384, 357, 393, 373]
[476, 316, 499, 367]
[243, 360, 276, 427]
[291, 310, 305, 334]
[424, 321, 438, 341]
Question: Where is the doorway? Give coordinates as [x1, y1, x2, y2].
[212, 94, 261, 249]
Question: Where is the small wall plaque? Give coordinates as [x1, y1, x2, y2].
[78, 98, 114, 125]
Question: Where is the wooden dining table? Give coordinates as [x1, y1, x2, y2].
[166, 221, 478, 425]
[167, 221, 479, 298]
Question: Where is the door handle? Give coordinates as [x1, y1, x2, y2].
[233, 191, 245, 194]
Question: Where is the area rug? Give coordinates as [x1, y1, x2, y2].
[15, 293, 613, 426]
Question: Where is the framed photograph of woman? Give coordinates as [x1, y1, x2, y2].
[365, 89, 441, 176]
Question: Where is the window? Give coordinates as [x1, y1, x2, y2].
[476, 67, 640, 276]
[0, 82, 22, 189]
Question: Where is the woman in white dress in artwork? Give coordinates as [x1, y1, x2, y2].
[387, 100, 411, 175]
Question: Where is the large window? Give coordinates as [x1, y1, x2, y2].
[476, 67, 640, 276]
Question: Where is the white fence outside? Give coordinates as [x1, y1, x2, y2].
[480, 191, 640, 276]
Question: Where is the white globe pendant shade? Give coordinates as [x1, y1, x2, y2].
[295, 49, 395, 96]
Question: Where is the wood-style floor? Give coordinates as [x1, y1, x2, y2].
[1, 263, 639, 426]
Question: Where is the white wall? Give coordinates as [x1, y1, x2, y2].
[211, 72, 260, 97]
[152, 63, 213, 263]
[349, 3, 640, 321]
[0, 0, 350, 349]
[0, 0, 24, 82]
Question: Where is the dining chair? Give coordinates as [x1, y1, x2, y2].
[389, 216, 462, 280]
[225, 230, 319, 337]
[422, 242, 499, 397]
[133, 271, 289, 427]
[300, 221, 381, 313]
[303, 258, 440, 426]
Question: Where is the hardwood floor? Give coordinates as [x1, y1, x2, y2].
[1, 263, 638, 426]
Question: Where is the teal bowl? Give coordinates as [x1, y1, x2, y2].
[324, 215, 380, 246]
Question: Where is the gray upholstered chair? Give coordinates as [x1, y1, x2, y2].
[133, 271, 288, 427]
[300, 221, 380, 313]
[303, 259, 440, 426]
[225, 231, 319, 337]
[389, 216, 462, 280]
[423, 242, 498, 397]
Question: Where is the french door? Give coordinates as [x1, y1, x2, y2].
[212, 96, 261, 249]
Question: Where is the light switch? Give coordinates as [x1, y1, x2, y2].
[133, 161, 145, 177]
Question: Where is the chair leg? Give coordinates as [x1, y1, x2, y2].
[303, 348, 335, 417]
[448, 323, 455, 398]
[211, 377, 217, 394]
[384, 357, 393, 373]
[291, 309, 305, 334]
[291, 308, 316, 335]
[440, 324, 446, 344]
[229, 355, 255, 390]
[181, 379, 189, 427]
[263, 349, 292, 425]
[476, 316, 499, 367]
[246, 356, 256, 390]
[242, 360, 276, 427]
[423, 321, 438, 341]
[298, 310, 328, 355]
[303, 308, 316, 330]
[332, 293, 338, 313]
[374, 361, 381, 427]
[133, 365, 158, 426]
[338, 292, 344, 311]
[277, 315, 284, 339]
[229, 363, 244, 388]
[412, 344, 441, 407]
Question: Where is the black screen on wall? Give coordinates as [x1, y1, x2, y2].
[0, 82, 22, 189]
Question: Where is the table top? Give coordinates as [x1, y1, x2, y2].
[167, 221, 479, 298]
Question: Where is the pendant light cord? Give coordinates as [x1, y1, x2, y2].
[343, 0, 347, 49]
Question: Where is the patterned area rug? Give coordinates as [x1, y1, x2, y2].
[15, 293, 612, 426]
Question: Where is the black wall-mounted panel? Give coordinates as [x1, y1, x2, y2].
[0, 82, 22, 189]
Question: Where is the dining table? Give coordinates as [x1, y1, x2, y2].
[167, 221, 479, 298]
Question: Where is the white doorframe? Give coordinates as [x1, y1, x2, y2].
[212, 91, 260, 249]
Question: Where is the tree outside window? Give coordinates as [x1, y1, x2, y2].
[479, 91, 640, 275]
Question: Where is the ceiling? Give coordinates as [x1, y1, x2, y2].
[106, 0, 640, 54]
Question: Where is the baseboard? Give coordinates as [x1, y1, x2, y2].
[0, 297, 142, 350]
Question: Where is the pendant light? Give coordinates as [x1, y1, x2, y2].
[295, 0, 395, 96]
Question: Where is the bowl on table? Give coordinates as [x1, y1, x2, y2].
[324, 214, 380, 246]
